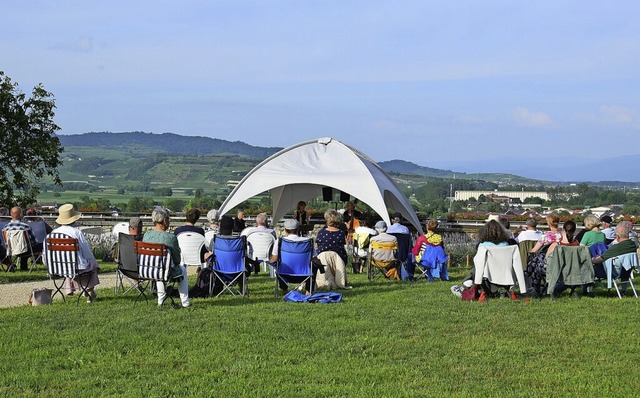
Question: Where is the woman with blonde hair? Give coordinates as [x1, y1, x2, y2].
[579, 215, 605, 247]
[315, 209, 351, 290]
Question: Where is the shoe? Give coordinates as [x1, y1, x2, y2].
[344, 286, 353, 290]
[478, 291, 487, 302]
[450, 285, 462, 298]
[510, 291, 518, 300]
[182, 302, 191, 308]
[572, 291, 581, 300]
[87, 291, 97, 303]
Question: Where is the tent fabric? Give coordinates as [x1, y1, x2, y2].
[217, 137, 423, 234]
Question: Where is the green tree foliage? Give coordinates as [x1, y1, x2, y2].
[153, 187, 173, 197]
[0, 71, 63, 207]
[127, 197, 155, 212]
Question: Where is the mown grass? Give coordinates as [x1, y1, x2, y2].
[1, 268, 639, 397]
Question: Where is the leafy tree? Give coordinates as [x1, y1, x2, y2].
[0, 71, 63, 207]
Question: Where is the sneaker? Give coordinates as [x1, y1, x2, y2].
[450, 285, 462, 298]
[510, 291, 518, 301]
[182, 302, 192, 308]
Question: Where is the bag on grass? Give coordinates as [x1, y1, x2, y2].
[29, 288, 53, 306]
[283, 290, 343, 303]
[189, 268, 213, 298]
[461, 285, 479, 301]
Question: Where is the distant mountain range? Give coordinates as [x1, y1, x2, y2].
[56, 132, 640, 184]
[432, 155, 640, 183]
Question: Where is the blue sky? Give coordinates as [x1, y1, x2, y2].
[3, 1, 640, 175]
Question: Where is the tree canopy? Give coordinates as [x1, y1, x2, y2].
[0, 71, 63, 207]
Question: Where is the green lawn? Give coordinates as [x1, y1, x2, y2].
[1, 268, 639, 397]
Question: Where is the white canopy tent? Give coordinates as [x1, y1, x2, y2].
[217, 137, 423, 234]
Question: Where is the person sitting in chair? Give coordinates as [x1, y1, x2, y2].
[315, 209, 352, 290]
[174, 208, 205, 236]
[143, 207, 191, 308]
[369, 221, 400, 279]
[270, 219, 316, 295]
[50, 204, 100, 303]
[3, 206, 43, 271]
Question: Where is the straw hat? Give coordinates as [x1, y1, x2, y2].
[56, 203, 82, 225]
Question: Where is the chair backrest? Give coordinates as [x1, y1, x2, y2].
[518, 240, 536, 270]
[352, 231, 371, 250]
[246, 232, 276, 261]
[117, 233, 138, 277]
[389, 233, 412, 262]
[176, 232, 206, 267]
[112, 222, 129, 237]
[277, 238, 313, 276]
[370, 239, 397, 262]
[23, 217, 48, 244]
[212, 235, 246, 273]
[4, 229, 30, 256]
[44, 233, 80, 278]
[589, 242, 608, 257]
[204, 230, 216, 250]
[605, 252, 639, 278]
[134, 241, 172, 281]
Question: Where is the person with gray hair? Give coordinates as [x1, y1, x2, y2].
[370, 220, 398, 263]
[516, 218, 542, 243]
[592, 221, 638, 265]
[143, 207, 191, 308]
[240, 212, 275, 238]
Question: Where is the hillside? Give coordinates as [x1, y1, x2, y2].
[58, 131, 282, 159]
[56, 132, 543, 185]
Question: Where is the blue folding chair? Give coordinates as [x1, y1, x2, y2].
[390, 232, 413, 280]
[210, 235, 248, 297]
[274, 238, 314, 299]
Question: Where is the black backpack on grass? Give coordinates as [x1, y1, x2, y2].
[189, 268, 212, 298]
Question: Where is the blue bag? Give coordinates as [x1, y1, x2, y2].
[283, 291, 343, 303]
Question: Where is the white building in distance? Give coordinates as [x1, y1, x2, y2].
[455, 190, 549, 202]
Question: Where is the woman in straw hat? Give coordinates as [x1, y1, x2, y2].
[50, 203, 100, 303]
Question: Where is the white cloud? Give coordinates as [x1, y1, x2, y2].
[51, 36, 93, 53]
[513, 107, 552, 127]
[600, 105, 635, 124]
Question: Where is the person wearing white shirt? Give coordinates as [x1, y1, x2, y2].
[516, 218, 542, 243]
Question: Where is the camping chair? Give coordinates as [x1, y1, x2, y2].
[473, 245, 527, 300]
[3, 229, 38, 272]
[367, 239, 400, 281]
[602, 253, 638, 299]
[114, 233, 144, 296]
[415, 244, 449, 282]
[210, 235, 248, 297]
[134, 240, 181, 308]
[246, 231, 276, 275]
[351, 230, 372, 274]
[389, 232, 412, 277]
[177, 232, 207, 269]
[274, 237, 314, 299]
[545, 245, 594, 298]
[44, 233, 92, 305]
[24, 216, 47, 267]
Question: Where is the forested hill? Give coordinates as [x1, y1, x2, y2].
[378, 160, 459, 178]
[57, 131, 282, 159]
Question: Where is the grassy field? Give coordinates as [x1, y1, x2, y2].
[1, 266, 639, 397]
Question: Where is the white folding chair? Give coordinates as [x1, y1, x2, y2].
[603, 253, 639, 299]
[112, 222, 129, 237]
[177, 232, 206, 269]
[246, 231, 276, 275]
